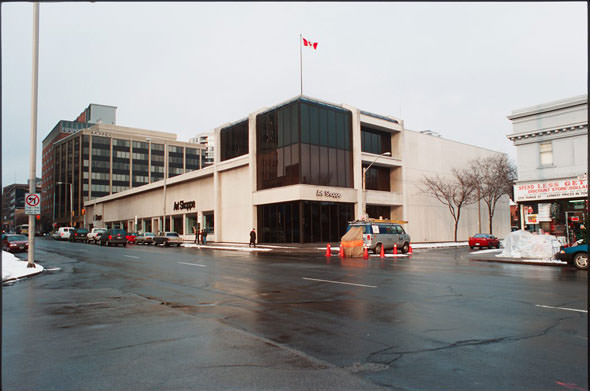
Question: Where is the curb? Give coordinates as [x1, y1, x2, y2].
[469, 257, 567, 267]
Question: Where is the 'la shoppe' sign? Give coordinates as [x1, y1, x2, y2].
[173, 200, 196, 211]
[316, 190, 342, 199]
[514, 178, 587, 202]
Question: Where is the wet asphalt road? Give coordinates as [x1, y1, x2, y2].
[2, 239, 588, 391]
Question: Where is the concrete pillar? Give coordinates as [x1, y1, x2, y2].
[342, 104, 363, 220]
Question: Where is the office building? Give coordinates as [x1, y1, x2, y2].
[83, 95, 511, 243]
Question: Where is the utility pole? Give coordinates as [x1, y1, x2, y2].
[27, 2, 40, 268]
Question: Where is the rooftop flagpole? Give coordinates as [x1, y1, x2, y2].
[299, 34, 303, 95]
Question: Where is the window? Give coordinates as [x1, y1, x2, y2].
[540, 142, 553, 166]
[220, 121, 248, 161]
[256, 98, 353, 190]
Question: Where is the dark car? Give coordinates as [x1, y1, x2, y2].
[555, 242, 588, 270]
[135, 232, 155, 245]
[468, 233, 500, 250]
[99, 229, 127, 247]
[70, 228, 89, 242]
[2, 234, 29, 253]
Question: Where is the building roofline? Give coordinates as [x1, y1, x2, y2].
[405, 128, 508, 155]
[507, 94, 587, 120]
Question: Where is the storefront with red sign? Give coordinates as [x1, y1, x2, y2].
[514, 177, 588, 244]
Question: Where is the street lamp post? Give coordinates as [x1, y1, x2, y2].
[362, 152, 391, 220]
[57, 181, 73, 227]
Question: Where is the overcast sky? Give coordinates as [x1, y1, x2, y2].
[2, 2, 587, 187]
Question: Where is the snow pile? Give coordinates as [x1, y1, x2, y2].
[2, 251, 44, 282]
[498, 230, 561, 260]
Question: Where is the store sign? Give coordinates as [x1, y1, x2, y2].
[526, 214, 538, 224]
[571, 216, 580, 222]
[316, 190, 342, 199]
[514, 178, 587, 202]
[173, 200, 196, 211]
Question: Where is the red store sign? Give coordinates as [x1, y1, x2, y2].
[514, 178, 588, 202]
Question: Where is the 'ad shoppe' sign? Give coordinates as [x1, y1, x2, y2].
[514, 178, 587, 202]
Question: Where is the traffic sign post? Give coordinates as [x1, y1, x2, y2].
[25, 193, 41, 215]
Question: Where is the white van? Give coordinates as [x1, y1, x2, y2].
[57, 227, 76, 241]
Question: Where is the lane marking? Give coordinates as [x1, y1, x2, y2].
[177, 262, 207, 268]
[302, 277, 376, 288]
[124, 255, 139, 259]
[536, 304, 587, 313]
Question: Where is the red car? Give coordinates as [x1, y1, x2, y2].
[469, 234, 500, 250]
[2, 234, 29, 253]
[126, 232, 137, 244]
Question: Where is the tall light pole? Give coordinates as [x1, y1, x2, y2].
[57, 182, 73, 227]
[27, 2, 40, 268]
[362, 152, 391, 220]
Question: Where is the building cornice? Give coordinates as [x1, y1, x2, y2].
[506, 123, 587, 141]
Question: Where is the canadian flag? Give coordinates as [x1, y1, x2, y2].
[302, 37, 318, 50]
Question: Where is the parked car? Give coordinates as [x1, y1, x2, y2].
[345, 220, 411, 254]
[70, 228, 89, 242]
[99, 229, 127, 247]
[135, 232, 156, 245]
[555, 242, 588, 270]
[153, 232, 184, 247]
[468, 234, 500, 250]
[87, 228, 107, 244]
[57, 227, 76, 241]
[2, 234, 29, 253]
[126, 232, 138, 244]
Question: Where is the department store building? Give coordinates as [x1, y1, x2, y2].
[84, 96, 511, 243]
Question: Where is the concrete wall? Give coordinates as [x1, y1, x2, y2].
[218, 165, 252, 243]
[403, 130, 511, 242]
[516, 132, 588, 182]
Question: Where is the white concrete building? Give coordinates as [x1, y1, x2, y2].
[507, 94, 588, 244]
[84, 95, 510, 244]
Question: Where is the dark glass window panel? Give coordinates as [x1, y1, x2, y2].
[367, 205, 390, 220]
[364, 165, 390, 191]
[361, 125, 391, 155]
[300, 144, 310, 184]
[319, 109, 328, 146]
[220, 120, 248, 161]
[310, 145, 320, 184]
[309, 105, 319, 145]
[301, 104, 310, 144]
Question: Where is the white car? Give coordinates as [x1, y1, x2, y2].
[87, 228, 107, 244]
[57, 227, 76, 241]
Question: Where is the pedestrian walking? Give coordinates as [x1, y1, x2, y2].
[249, 228, 256, 247]
[192, 225, 198, 244]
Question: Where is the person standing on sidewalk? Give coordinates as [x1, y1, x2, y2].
[202, 228, 208, 245]
[192, 225, 199, 244]
[249, 228, 256, 247]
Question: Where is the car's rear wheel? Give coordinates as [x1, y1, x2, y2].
[123, 243, 127, 247]
[573, 253, 588, 270]
[401, 242, 409, 254]
[374, 243, 382, 255]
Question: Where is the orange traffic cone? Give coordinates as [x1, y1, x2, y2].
[363, 246, 369, 259]
[380, 244, 385, 258]
[339, 243, 345, 258]
[408, 245, 413, 255]
[393, 244, 398, 255]
[325, 243, 331, 257]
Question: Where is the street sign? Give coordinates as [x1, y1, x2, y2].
[25, 193, 41, 215]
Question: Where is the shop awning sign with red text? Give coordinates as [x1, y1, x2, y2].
[515, 178, 588, 202]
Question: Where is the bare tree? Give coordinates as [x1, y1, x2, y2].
[469, 155, 517, 234]
[422, 169, 478, 242]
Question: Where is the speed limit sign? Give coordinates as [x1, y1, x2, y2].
[25, 193, 41, 215]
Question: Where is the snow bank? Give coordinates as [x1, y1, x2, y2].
[2, 251, 44, 282]
[498, 230, 561, 260]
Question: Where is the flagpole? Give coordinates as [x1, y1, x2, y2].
[299, 34, 303, 95]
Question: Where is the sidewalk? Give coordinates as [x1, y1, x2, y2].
[467, 248, 568, 267]
[2, 251, 45, 282]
